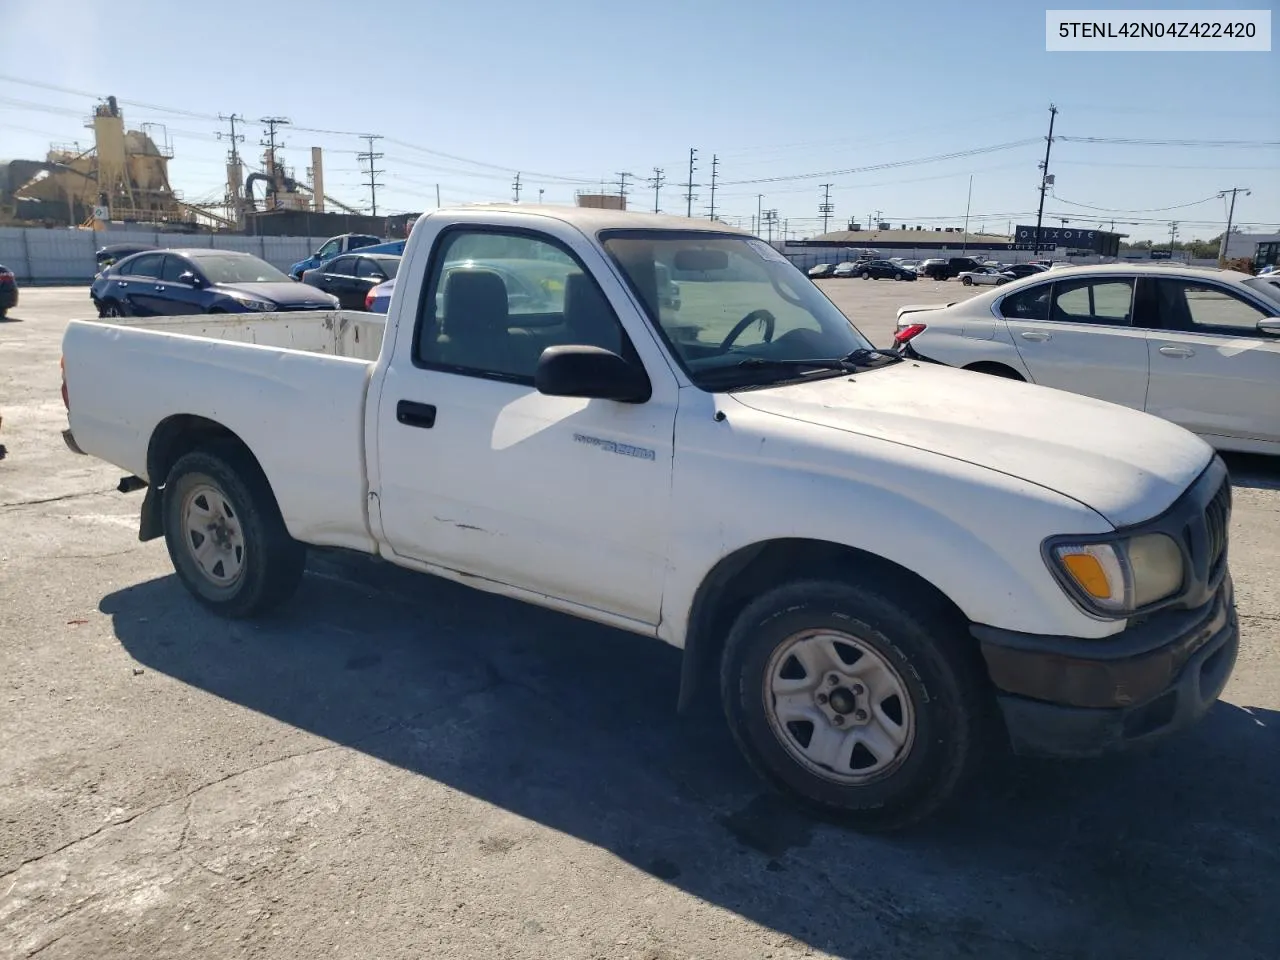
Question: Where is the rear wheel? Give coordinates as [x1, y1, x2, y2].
[962, 276, 974, 286]
[720, 579, 988, 831]
[101, 300, 125, 318]
[861, 270, 871, 280]
[162, 447, 306, 618]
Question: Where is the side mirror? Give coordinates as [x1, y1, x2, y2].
[1259, 318, 1280, 335]
[534, 346, 651, 403]
[178, 271, 200, 286]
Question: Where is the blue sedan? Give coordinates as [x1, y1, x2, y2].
[91, 250, 338, 317]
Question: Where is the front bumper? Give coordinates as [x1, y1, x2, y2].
[975, 577, 1238, 758]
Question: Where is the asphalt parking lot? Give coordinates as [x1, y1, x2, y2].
[2, 286, 1278, 960]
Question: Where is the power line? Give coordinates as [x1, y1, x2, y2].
[721, 139, 1041, 186]
[1059, 135, 1280, 148]
[358, 134, 384, 215]
[1050, 192, 1220, 214]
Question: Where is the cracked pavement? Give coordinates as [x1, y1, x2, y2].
[2, 288, 1278, 959]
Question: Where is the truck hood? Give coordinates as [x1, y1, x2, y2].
[728, 362, 1213, 528]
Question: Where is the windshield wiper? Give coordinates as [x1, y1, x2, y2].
[841, 347, 904, 366]
[735, 356, 858, 373]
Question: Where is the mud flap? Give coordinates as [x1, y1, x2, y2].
[138, 484, 164, 542]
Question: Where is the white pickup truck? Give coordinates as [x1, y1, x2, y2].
[61, 205, 1238, 829]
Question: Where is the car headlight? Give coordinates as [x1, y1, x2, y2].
[232, 297, 275, 312]
[1047, 532, 1184, 617]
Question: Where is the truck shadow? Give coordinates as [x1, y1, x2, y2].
[101, 552, 1279, 959]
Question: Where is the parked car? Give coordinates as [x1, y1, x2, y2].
[957, 266, 1010, 287]
[894, 264, 1280, 454]
[832, 262, 860, 278]
[365, 277, 395, 313]
[916, 258, 946, 278]
[288, 233, 384, 280]
[857, 259, 917, 281]
[302, 253, 402, 310]
[1001, 263, 1049, 280]
[807, 263, 834, 278]
[922, 257, 986, 281]
[61, 205, 1239, 829]
[0, 263, 17, 318]
[94, 243, 157, 278]
[90, 249, 338, 317]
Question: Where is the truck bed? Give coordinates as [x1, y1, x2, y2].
[62, 310, 385, 554]
[105, 310, 386, 361]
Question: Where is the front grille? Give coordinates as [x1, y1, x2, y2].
[1203, 479, 1231, 574]
[276, 302, 331, 312]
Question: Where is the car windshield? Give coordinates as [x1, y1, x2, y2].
[189, 254, 290, 284]
[601, 231, 877, 391]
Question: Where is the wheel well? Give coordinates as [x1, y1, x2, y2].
[677, 538, 970, 713]
[141, 415, 265, 541]
[962, 361, 1025, 381]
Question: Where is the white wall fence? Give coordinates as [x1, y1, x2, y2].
[0, 228, 334, 283]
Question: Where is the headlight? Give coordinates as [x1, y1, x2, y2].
[1048, 532, 1184, 617]
[232, 298, 275, 312]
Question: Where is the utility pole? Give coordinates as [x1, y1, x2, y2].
[512, 172, 522, 202]
[684, 148, 698, 218]
[707, 154, 720, 221]
[217, 113, 246, 222]
[763, 209, 779, 244]
[648, 167, 664, 213]
[357, 134, 384, 216]
[539, 188, 545, 203]
[1033, 103, 1058, 252]
[962, 174, 973, 253]
[1169, 221, 1180, 259]
[819, 183, 834, 235]
[258, 117, 290, 210]
[757, 194, 763, 236]
[616, 171, 633, 208]
[1217, 186, 1250, 263]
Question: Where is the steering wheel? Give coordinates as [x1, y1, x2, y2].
[720, 309, 776, 351]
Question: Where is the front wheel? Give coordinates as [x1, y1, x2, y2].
[861, 270, 871, 280]
[162, 447, 306, 618]
[962, 276, 974, 286]
[720, 579, 988, 830]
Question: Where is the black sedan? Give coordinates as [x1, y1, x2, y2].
[856, 259, 917, 281]
[301, 253, 402, 310]
[0, 263, 17, 319]
[1000, 263, 1048, 280]
[91, 250, 338, 318]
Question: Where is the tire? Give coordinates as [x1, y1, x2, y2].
[861, 270, 871, 280]
[101, 300, 125, 318]
[894, 274, 903, 281]
[720, 578, 988, 831]
[162, 446, 306, 618]
[962, 276, 974, 286]
[996, 278, 1009, 286]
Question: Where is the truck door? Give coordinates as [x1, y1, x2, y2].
[374, 225, 678, 628]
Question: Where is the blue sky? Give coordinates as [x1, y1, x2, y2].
[2, 0, 1276, 242]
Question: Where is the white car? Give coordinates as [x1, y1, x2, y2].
[895, 264, 1280, 455]
[956, 267, 1011, 287]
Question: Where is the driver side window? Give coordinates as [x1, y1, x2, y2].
[317, 239, 340, 259]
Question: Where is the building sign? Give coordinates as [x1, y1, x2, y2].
[1014, 225, 1100, 247]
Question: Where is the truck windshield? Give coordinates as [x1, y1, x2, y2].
[190, 254, 291, 285]
[601, 230, 876, 390]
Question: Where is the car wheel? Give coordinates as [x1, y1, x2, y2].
[962, 276, 974, 286]
[101, 300, 125, 318]
[162, 446, 306, 618]
[996, 278, 1009, 286]
[720, 578, 989, 831]
[861, 271, 871, 280]
[894, 274, 903, 281]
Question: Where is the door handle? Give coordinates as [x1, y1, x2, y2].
[396, 400, 437, 429]
[154, 285, 165, 291]
[1020, 330, 1051, 342]
[1159, 345, 1194, 358]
